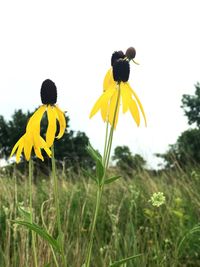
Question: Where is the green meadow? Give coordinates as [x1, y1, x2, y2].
[0, 164, 199, 267]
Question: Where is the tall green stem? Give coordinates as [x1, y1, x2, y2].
[51, 145, 67, 267]
[85, 84, 121, 267]
[103, 121, 109, 165]
[28, 160, 38, 267]
[41, 200, 59, 267]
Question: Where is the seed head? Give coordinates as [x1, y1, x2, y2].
[111, 51, 125, 66]
[40, 79, 57, 105]
[113, 59, 130, 82]
[125, 47, 136, 60]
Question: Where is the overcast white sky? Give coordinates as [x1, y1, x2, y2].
[1, 0, 200, 168]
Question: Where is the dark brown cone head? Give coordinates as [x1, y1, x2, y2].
[40, 79, 57, 105]
[111, 51, 125, 66]
[125, 47, 136, 60]
[113, 59, 130, 82]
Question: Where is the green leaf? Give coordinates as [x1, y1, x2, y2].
[86, 143, 105, 182]
[18, 206, 31, 221]
[109, 254, 142, 267]
[177, 224, 200, 253]
[104, 175, 121, 184]
[96, 160, 104, 182]
[43, 264, 51, 267]
[86, 143, 102, 162]
[12, 220, 61, 253]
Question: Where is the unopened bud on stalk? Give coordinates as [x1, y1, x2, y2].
[125, 47, 136, 60]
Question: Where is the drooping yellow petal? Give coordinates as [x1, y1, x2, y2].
[16, 139, 24, 163]
[100, 87, 116, 121]
[39, 137, 52, 158]
[90, 95, 106, 118]
[23, 132, 33, 161]
[108, 88, 120, 128]
[55, 106, 66, 139]
[121, 83, 131, 113]
[10, 135, 24, 158]
[34, 146, 44, 161]
[126, 83, 147, 126]
[33, 131, 41, 148]
[26, 105, 46, 132]
[90, 87, 115, 118]
[129, 98, 140, 126]
[100, 98, 109, 121]
[103, 68, 115, 92]
[32, 134, 51, 159]
[46, 105, 57, 147]
[11, 122, 51, 163]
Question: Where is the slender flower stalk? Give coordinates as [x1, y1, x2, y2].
[10, 79, 67, 266]
[28, 160, 38, 267]
[40, 199, 59, 267]
[87, 48, 146, 266]
[39, 80, 67, 266]
[51, 145, 67, 267]
[85, 84, 121, 267]
[102, 121, 109, 164]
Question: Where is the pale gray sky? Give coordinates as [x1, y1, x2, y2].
[1, 0, 200, 168]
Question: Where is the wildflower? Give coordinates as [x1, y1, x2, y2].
[90, 49, 146, 127]
[11, 79, 66, 162]
[149, 192, 166, 207]
[28, 79, 66, 147]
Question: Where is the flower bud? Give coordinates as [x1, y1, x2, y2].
[125, 47, 136, 60]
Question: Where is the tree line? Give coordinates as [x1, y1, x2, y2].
[0, 109, 146, 173]
[157, 82, 200, 168]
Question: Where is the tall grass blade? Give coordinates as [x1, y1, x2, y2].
[11, 220, 61, 253]
[109, 254, 142, 267]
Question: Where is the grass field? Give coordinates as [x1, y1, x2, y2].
[0, 164, 200, 267]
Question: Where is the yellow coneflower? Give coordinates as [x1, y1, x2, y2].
[37, 79, 66, 147]
[90, 49, 147, 128]
[11, 79, 66, 162]
[10, 106, 51, 163]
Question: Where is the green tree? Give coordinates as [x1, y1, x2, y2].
[156, 129, 200, 168]
[112, 145, 146, 174]
[157, 82, 200, 168]
[0, 115, 10, 158]
[181, 82, 200, 127]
